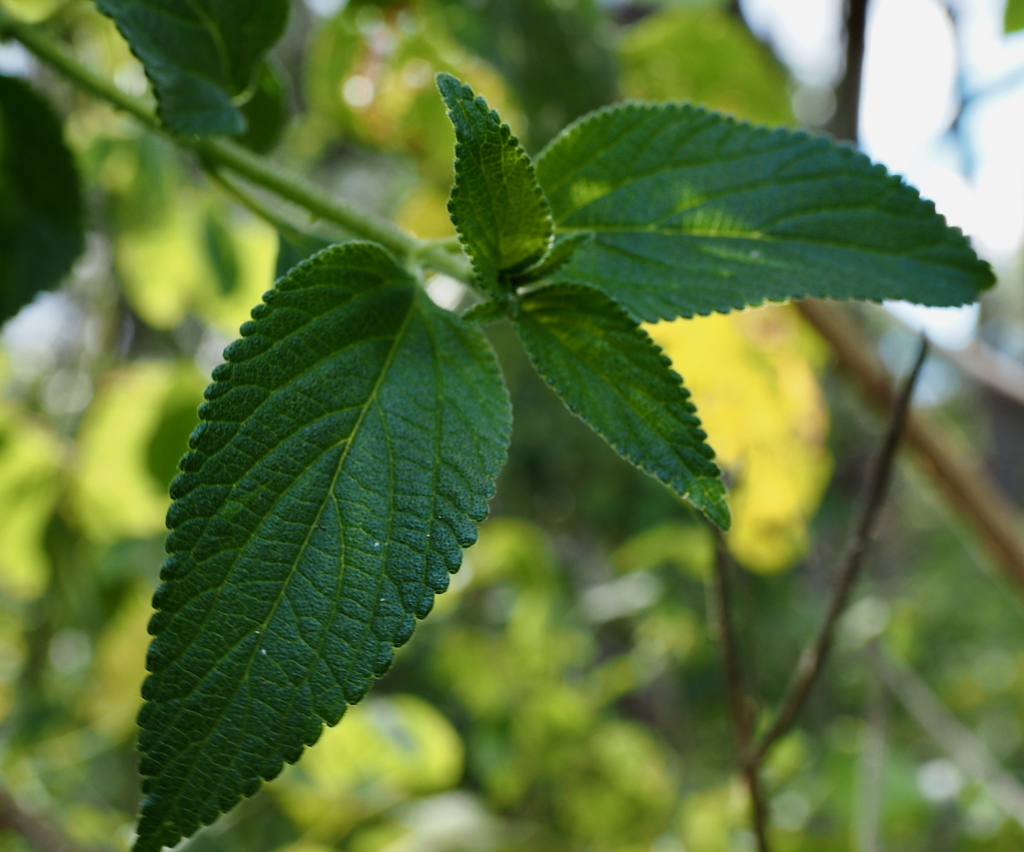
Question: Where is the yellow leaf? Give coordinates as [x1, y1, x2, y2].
[81, 584, 152, 741]
[648, 306, 832, 573]
[72, 361, 205, 543]
[272, 695, 464, 840]
[115, 193, 277, 334]
[0, 403, 62, 600]
[619, 7, 793, 126]
[303, 4, 519, 185]
[0, 0, 67, 23]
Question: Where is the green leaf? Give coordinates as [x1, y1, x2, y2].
[514, 283, 728, 529]
[274, 230, 333, 280]
[440, 0, 618, 150]
[0, 75, 84, 323]
[461, 299, 508, 325]
[234, 61, 289, 154]
[135, 242, 511, 851]
[513, 231, 593, 285]
[1007, 0, 1024, 33]
[535, 103, 994, 321]
[438, 73, 553, 292]
[95, 0, 290, 136]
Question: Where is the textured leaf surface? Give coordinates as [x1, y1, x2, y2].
[515, 284, 728, 528]
[438, 73, 552, 291]
[535, 103, 994, 321]
[0, 75, 84, 323]
[96, 0, 289, 136]
[135, 242, 510, 851]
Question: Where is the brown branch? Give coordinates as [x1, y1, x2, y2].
[750, 335, 928, 764]
[827, 0, 870, 143]
[0, 785, 100, 852]
[798, 300, 1024, 590]
[712, 539, 771, 852]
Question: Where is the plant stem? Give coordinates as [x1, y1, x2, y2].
[750, 335, 928, 765]
[0, 9, 472, 285]
[712, 538, 770, 852]
[204, 167, 344, 247]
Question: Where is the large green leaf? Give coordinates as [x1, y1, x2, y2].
[0, 75, 84, 323]
[535, 103, 994, 321]
[96, 0, 290, 136]
[438, 73, 552, 293]
[514, 284, 728, 529]
[134, 242, 511, 851]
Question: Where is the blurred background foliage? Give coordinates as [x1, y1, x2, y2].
[2, 0, 1024, 851]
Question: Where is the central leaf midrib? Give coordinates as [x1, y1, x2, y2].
[149, 299, 417, 821]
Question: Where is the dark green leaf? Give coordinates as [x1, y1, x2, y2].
[96, 0, 290, 136]
[513, 231, 592, 284]
[438, 73, 553, 293]
[203, 209, 239, 296]
[234, 61, 289, 154]
[438, 0, 618, 150]
[1007, 0, 1024, 33]
[135, 241, 511, 851]
[515, 283, 728, 529]
[0, 75, 84, 323]
[535, 103, 994, 321]
[274, 230, 333, 280]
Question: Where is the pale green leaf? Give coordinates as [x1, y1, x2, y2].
[1007, 0, 1024, 33]
[620, 7, 792, 126]
[95, 0, 290, 136]
[134, 242, 510, 851]
[535, 103, 994, 321]
[514, 283, 728, 528]
[438, 73, 552, 292]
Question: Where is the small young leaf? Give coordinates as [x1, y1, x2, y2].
[438, 73, 553, 292]
[96, 0, 289, 136]
[0, 75, 84, 323]
[514, 283, 729, 529]
[535, 103, 994, 321]
[135, 242, 510, 851]
[512, 231, 593, 285]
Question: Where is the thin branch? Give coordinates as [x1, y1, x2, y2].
[0, 784, 101, 852]
[876, 648, 1024, 830]
[798, 300, 1024, 590]
[751, 335, 928, 764]
[711, 538, 770, 852]
[0, 9, 471, 285]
